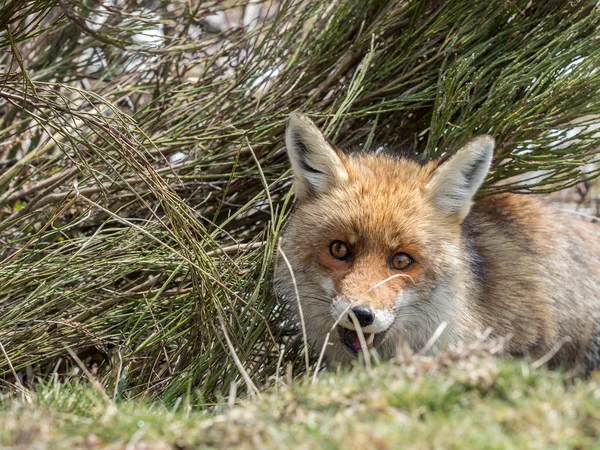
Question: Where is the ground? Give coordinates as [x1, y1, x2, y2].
[2, 341, 600, 449]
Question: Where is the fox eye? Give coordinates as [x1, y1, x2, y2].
[392, 252, 413, 270]
[330, 241, 350, 260]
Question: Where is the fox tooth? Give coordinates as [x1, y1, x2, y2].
[366, 334, 374, 346]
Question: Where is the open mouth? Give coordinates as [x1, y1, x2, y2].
[338, 326, 387, 355]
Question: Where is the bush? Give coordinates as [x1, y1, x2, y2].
[0, 0, 599, 404]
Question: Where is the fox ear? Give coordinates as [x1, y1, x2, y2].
[285, 113, 348, 200]
[427, 135, 494, 221]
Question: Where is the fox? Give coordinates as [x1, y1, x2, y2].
[275, 112, 600, 373]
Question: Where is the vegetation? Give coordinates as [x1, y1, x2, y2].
[3, 343, 600, 449]
[0, 0, 599, 411]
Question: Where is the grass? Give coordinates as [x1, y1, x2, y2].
[1, 2, 599, 448]
[1, 0, 600, 409]
[2, 342, 600, 449]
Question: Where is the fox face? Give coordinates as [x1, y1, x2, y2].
[275, 113, 494, 364]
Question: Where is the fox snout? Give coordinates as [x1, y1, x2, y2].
[331, 297, 396, 334]
[350, 306, 375, 327]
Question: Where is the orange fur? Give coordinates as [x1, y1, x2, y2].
[275, 114, 600, 372]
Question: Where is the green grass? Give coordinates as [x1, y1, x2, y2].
[1, 3, 599, 448]
[2, 0, 600, 413]
[3, 345, 600, 449]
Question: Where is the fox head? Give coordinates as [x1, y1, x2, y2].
[275, 113, 494, 364]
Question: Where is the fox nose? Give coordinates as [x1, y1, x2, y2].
[350, 306, 375, 327]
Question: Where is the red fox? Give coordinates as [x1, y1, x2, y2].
[275, 112, 600, 373]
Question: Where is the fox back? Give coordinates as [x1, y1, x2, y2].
[275, 113, 600, 372]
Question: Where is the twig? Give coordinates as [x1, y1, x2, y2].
[217, 310, 261, 398]
[348, 309, 372, 371]
[418, 321, 448, 355]
[64, 346, 111, 403]
[532, 337, 573, 370]
[312, 332, 330, 384]
[205, 241, 266, 257]
[278, 246, 311, 377]
[0, 340, 29, 401]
